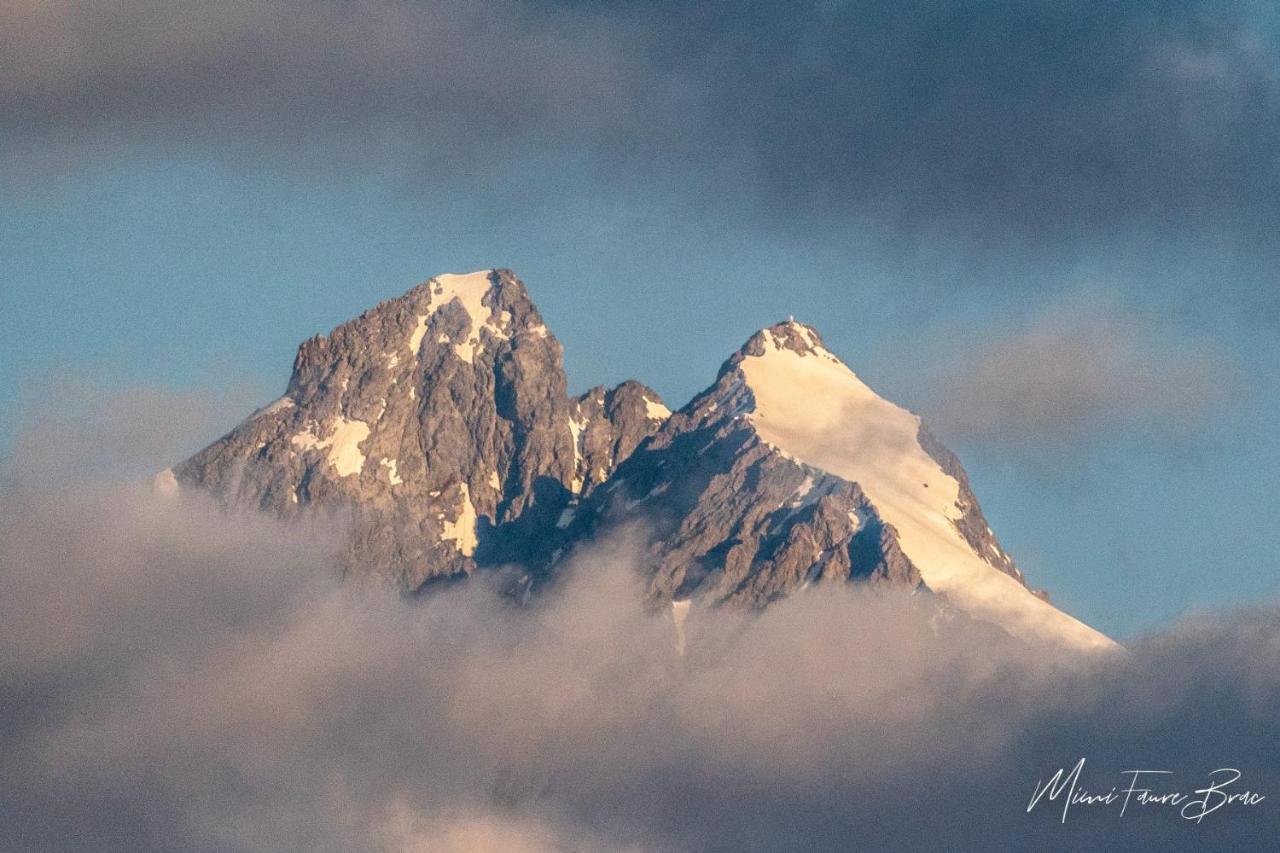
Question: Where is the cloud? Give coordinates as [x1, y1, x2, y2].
[687, 0, 1280, 239]
[0, 376, 267, 483]
[0, 0, 682, 182]
[1, 394, 1278, 851]
[4, 1, 1280, 243]
[918, 297, 1237, 445]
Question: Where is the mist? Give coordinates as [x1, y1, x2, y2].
[0, 391, 1275, 853]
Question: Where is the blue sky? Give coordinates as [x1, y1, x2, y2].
[3, 0, 1279, 639]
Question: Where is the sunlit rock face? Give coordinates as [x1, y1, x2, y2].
[175, 269, 665, 590]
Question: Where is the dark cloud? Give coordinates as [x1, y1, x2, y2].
[1, 395, 1278, 852]
[4, 1, 1279, 242]
[0, 0, 684, 181]
[685, 0, 1280, 239]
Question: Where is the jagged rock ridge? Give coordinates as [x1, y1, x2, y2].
[174, 269, 667, 589]
[172, 270, 1112, 650]
[574, 320, 1113, 651]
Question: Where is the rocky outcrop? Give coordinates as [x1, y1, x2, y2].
[174, 269, 665, 590]
[569, 320, 1112, 651]
[575, 325, 925, 609]
[569, 380, 670, 497]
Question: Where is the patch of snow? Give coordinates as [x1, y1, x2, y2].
[324, 419, 369, 477]
[290, 417, 371, 478]
[409, 315, 429, 353]
[738, 342, 1114, 652]
[567, 415, 586, 493]
[252, 396, 295, 419]
[290, 432, 323, 452]
[488, 470, 502, 490]
[625, 482, 670, 510]
[380, 457, 403, 485]
[672, 599, 692, 656]
[440, 483, 479, 557]
[800, 561, 824, 591]
[792, 475, 815, 504]
[644, 396, 671, 421]
[627, 479, 670, 504]
[556, 506, 576, 529]
[386, 353, 400, 370]
[425, 271, 510, 364]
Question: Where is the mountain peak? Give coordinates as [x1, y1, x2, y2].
[740, 318, 829, 358]
[596, 317, 1114, 651]
[401, 269, 501, 311]
[289, 268, 552, 382]
[173, 271, 1112, 652]
[726, 325, 1111, 649]
[715, 319, 848, 386]
[175, 268, 668, 590]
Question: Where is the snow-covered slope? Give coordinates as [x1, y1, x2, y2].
[738, 323, 1113, 651]
[579, 319, 1113, 652]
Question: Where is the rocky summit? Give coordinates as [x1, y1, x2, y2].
[172, 269, 666, 590]
[171, 269, 1113, 650]
[578, 320, 1113, 650]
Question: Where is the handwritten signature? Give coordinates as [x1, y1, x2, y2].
[1027, 758, 1265, 824]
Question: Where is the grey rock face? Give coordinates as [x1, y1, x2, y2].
[576, 326, 924, 609]
[173, 272, 1099, 646]
[576, 320, 1031, 610]
[569, 380, 670, 497]
[175, 269, 666, 590]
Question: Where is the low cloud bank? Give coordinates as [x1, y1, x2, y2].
[1, 410, 1277, 852]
